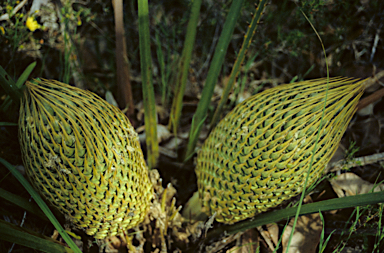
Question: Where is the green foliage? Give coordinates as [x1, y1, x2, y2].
[205, 191, 384, 241]
[0, 220, 74, 253]
[0, 61, 35, 110]
[210, 0, 268, 129]
[0, 1, 31, 67]
[184, 0, 245, 160]
[345, 140, 360, 163]
[138, 0, 159, 168]
[0, 158, 82, 253]
[168, 0, 203, 136]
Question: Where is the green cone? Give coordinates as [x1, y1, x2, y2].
[196, 77, 365, 223]
[19, 79, 153, 239]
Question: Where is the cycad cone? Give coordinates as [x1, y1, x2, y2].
[19, 79, 153, 239]
[196, 77, 365, 223]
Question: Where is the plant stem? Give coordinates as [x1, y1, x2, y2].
[210, 0, 269, 130]
[138, 0, 159, 168]
[184, 0, 245, 161]
[168, 0, 203, 135]
[205, 191, 384, 242]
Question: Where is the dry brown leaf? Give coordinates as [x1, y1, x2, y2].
[282, 213, 323, 253]
[329, 172, 384, 198]
[137, 124, 172, 143]
[163, 137, 183, 150]
[257, 223, 279, 251]
[204, 233, 243, 253]
[127, 169, 191, 252]
[226, 229, 259, 253]
[135, 101, 169, 122]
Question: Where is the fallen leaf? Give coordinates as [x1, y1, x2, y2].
[163, 137, 183, 150]
[137, 124, 172, 143]
[257, 223, 279, 251]
[282, 213, 323, 253]
[226, 229, 259, 253]
[329, 172, 384, 197]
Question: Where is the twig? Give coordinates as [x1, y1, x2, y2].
[357, 69, 384, 110]
[328, 152, 384, 173]
[361, 69, 384, 89]
[370, 28, 381, 62]
[357, 87, 384, 111]
[0, 0, 28, 21]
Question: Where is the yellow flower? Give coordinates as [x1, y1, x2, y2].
[0, 27, 5, 35]
[77, 17, 82, 26]
[26, 17, 40, 32]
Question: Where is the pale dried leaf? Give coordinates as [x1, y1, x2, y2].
[357, 103, 374, 116]
[205, 233, 243, 253]
[105, 90, 119, 107]
[159, 146, 178, 159]
[163, 137, 183, 150]
[135, 102, 168, 122]
[258, 223, 279, 250]
[330, 172, 384, 198]
[226, 229, 259, 253]
[138, 124, 172, 143]
[136, 169, 189, 251]
[282, 213, 322, 253]
[156, 124, 172, 143]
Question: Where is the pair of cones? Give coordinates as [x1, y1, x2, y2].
[19, 77, 368, 238]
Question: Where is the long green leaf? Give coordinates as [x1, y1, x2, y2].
[138, 0, 159, 168]
[0, 96, 12, 112]
[168, 0, 203, 134]
[184, 0, 245, 160]
[0, 158, 82, 253]
[0, 62, 35, 110]
[15, 61, 36, 88]
[210, 0, 268, 129]
[0, 187, 48, 221]
[284, 9, 331, 252]
[0, 65, 22, 102]
[0, 122, 17, 126]
[205, 191, 384, 241]
[0, 219, 73, 253]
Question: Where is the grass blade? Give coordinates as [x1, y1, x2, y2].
[284, 8, 331, 252]
[205, 191, 384, 241]
[0, 187, 48, 221]
[0, 65, 22, 103]
[0, 158, 82, 253]
[15, 61, 36, 89]
[0, 122, 17, 126]
[168, 0, 203, 134]
[0, 219, 73, 253]
[138, 0, 159, 168]
[184, 0, 245, 160]
[0, 61, 35, 109]
[318, 211, 334, 253]
[210, 0, 269, 129]
[155, 32, 167, 105]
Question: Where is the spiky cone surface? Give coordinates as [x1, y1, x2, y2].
[196, 77, 366, 224]
[18, 79, 153, 239]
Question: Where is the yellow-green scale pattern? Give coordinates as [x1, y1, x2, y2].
[19, 79, 153, 239]
[196, 77, 365, 223]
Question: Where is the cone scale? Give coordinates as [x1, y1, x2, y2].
[196, 77, 365, 223]
[19, 79, 153, 239]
